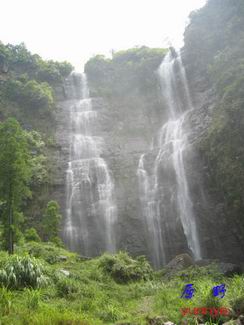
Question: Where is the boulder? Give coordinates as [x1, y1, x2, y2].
[217, 263, 242, 277]
[195, 260, 242, 277]
[165, 253, 194, 273]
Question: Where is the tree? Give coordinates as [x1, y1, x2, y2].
[42, 200, 62, 243]
[0, 118, 32, 254]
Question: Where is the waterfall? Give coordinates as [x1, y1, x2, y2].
[64, 73, 117, 256]
[137, 51, 201, 267]
[137, 155, 165, 267]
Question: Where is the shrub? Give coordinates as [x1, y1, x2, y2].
[28, 243, 59, 264]
[98, 251, 152, 283]
[42, 201, 62, 242]
[25, 228, 41, 242]
[56, 277, 80, 299]
[4, 78, 54, 110]
[0, 287, 13, 315]
[0, 255, 48, 289]
[24, 288, 42, 310]
[231, 295, 244, 316]
[22, 80, 54, 109]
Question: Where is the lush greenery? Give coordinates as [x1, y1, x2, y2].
[0, 242, 241, 324]
[0, 41, 73, 127]
[0, 117, 60, 252]
[85, 46, 166, 98]
[98, 252, 152, 283]
[42, 200, 62, 244]
[0, 255, 48, 289]
[184, 0, 244, 233]
[0, 42, 73, 84]
[0, 41, 72, 238]
[0, 118, 32, 253]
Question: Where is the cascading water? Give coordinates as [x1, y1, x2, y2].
[137, 50, 201, 267]
[64, 73, 117, 256]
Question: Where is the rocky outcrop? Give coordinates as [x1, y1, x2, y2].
[53, 54, 244, 266]
[53, 41, 244, 266]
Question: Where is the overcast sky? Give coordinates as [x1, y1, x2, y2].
[0, 0, 206, 71]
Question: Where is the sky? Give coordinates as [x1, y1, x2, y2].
[0, 0, 206, 71]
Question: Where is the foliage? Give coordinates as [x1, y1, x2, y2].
[85, 46, 166, 97]
[0, 118, 32, 252]
[24, 242, 73, 264]
[185, 0, 244, 232]
[0, 287, 13, 315]
[24, 228, 41, 242]
[98, 251, 152, 283]
[0, 240, 242, 324]
[0, 255, 48, 289]
[25, 130, 48, 188]
[37, 60, 73, 83]
[56, 277, 80, 299]
[42, 201, 62, 242]
[0, 41, 73, 82]
[4, 78, 54, 110]
[24, 288, 42, 310]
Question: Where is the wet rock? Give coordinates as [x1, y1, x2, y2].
[165, 253, 194, 274]
[217, 263, 242, 277]
[195, 260, 242, 276]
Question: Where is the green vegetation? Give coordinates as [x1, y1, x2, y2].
[4, 78, 54, 111]
[0, 42, 73, 83]
[0, 41, 73, 127]
[42, 200, 62, 244]
[0, 41, 72, 242]
[0, 118, 32, 253]
[184, 0, 244, 233]
[24, 228, 41, 243]
[0, 2, 243, 323]
[85, 46, 166, 98]
[0, 255, 48, 289]
[98, 251, 152, 283]
[0, 242, 241, 324]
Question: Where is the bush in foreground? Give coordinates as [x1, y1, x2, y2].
[0, 255, 48, 289]
[98, 251, 152, 283]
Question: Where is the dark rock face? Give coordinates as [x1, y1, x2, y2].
[180, 45, 244, 264]
[53, 48, 244, 266]
[53, 74, 165, 260]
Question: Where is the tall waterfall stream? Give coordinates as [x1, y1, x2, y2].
[63, 73, 117, 256]
[137, 51, 201, 267]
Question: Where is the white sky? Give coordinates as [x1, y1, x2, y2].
[0, 0, 206, 71]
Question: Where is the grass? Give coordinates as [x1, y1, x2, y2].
[0, 242, 242, 324]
